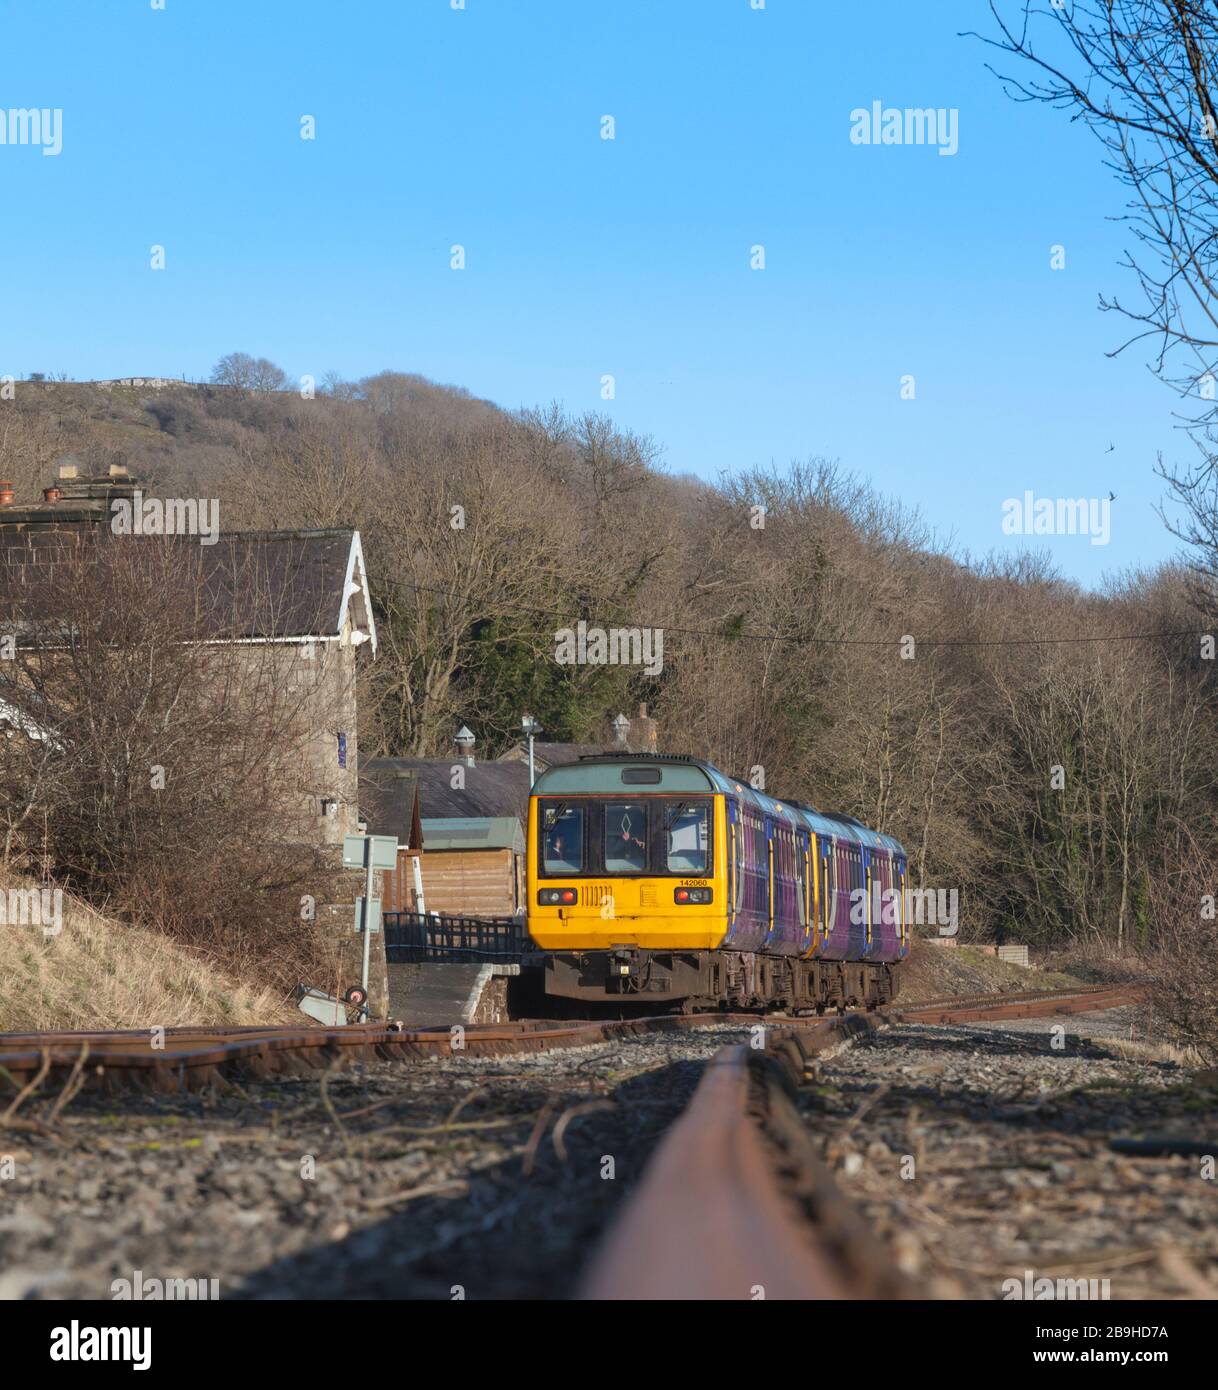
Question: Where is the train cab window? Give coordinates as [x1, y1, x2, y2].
[542, 803, 584, 873]
[605, 801, 648, 872]
[665, 802, 709, 873]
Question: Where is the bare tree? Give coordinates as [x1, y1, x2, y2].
[210, 352, 287, 393]
[979, 4, 1218, 388]
[978, 3, 1218, 605]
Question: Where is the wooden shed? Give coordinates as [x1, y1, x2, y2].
[411, 817, 526, 917]
[360, 755, 530, 918]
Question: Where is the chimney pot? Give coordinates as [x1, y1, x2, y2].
[454, 724, 476, 768]
[43, 485, 62, 503]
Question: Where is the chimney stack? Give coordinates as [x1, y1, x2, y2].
[454, 725, 476, 768]
[632, 702, 658, 753]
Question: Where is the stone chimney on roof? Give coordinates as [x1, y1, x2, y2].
[631, 702, 658, 753]
[0, 464, 139, 530]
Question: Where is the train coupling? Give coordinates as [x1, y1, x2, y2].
[606, 946, 642, 989]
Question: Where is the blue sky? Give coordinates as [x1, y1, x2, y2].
[0, 0, 1196, 585]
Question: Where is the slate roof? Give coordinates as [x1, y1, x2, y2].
[359, 765, 424, 850]
[497, 740, 615, 770]
[363, 756, 531, 827]
[186, 530, 372, 644]
[0, 522, 374, 648]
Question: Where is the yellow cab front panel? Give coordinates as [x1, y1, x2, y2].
[526, 758, 729, 951]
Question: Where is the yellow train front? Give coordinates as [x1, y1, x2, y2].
[527, 753, 908, 1012]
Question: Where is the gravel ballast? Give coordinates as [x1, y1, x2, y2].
[802, 1007, 1218, 1300]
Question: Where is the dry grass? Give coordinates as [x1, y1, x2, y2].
[1100, 1034, 1205, 1067]
[900, 940, 1081, 1004]
[0, 881, 294, 1032]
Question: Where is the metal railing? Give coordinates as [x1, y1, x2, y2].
[383, 911, 532, 963]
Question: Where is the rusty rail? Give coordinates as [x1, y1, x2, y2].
[577, 984, 1144, 1300]
[580, 1017, 909, 1299]
[0, 985, 1141, 1096]
[0, 1012, 845, 1094]
[895, 984, 1141, 1025]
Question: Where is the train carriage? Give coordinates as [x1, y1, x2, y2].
[527, 753, 908, 1011]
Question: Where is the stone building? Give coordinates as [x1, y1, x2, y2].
[1, 465, 376, 842]
[0, 465, 384, 1009]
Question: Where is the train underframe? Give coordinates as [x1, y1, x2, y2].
[541, 947, 899, 1013]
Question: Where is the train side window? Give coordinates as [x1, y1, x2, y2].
[754, 818, 768, 888]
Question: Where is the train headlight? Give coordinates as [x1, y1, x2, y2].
[538, 888, 577, 905]
[674, 887, 713, 904]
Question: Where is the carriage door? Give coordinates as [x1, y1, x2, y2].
[725, 798, 737, 929]
[896, 855, 907, 951]
[861, 846, 872, 951]
[821, 837, 834, 941]
[808, 832, 820, 950]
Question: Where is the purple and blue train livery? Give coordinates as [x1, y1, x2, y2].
[528, 753, 908, 1010]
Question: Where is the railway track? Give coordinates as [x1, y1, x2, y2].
[894, 983, 1141, 1025]
[580, 1016, 908, 1299]
[0, 1013, 837, 1094]
[579, 983, 1145, 1299]
[0, 983, 1146, 1300]
[0, 985, 1141, 1095]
